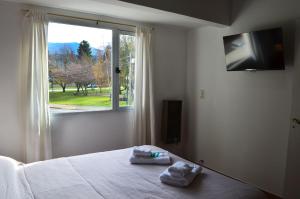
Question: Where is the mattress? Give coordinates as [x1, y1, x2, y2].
[0, 145, 266, 199]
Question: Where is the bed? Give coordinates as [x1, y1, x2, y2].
[0, 145, 267, 199]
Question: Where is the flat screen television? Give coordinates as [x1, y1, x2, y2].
[223, 27, 285, 71]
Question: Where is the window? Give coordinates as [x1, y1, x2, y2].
[48, 22, 135, 112]
[119, 33, 135, 107]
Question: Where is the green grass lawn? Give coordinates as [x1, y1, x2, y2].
[49, 87, 131, 108]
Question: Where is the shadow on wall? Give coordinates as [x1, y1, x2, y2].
[283, 22, 296, 67]
[230, 0, 254, 25]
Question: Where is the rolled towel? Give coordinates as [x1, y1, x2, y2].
[130, 152, 172, 165]
[168, 161, 194, 177]
[160, 164, 202, 187]
[133, 146, 152, 157]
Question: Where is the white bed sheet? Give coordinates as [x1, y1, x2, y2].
[8, 145, 266, 199]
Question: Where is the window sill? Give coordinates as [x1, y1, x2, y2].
[50, 106, 133, 116]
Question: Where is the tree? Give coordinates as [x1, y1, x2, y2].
[68, 53, 95, 95]
[51, 68, 72, 92]
[92, 45, 112, 93]
[60, 45, 76, 66]
[58, 40, 94, 95]
[104, 45, 112, 86]
[77, 40, 92, 59]
[119, 35, 135, 102]
[48, 46, 76, 92]
[92, 55, 105, 92]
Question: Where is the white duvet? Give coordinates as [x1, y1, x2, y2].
[0, 146, 266, 199]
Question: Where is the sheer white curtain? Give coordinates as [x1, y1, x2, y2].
[133, 25, 156, 145]
[20, 9, 52, 163]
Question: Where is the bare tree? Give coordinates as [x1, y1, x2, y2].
[51, 68, 72, 92]
[48, 46, 76, 92]
[68, 55, 95, 96]
[92, 46, 112, 93]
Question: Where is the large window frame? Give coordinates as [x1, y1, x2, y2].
[48, 16, 136, 113]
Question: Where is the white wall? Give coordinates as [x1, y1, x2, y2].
[186, 0, 300, 196]
[152, 25, 187, 155]
[51, 111, 133, 157]
[0, 2, 23, 162]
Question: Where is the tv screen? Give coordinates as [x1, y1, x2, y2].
[223, 28, 285, 71]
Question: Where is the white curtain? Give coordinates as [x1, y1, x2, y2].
[20, 9, 52, 163]
[133, 25, 156, 145]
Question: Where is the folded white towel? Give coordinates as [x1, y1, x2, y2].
[168, 161, 194, 177]
[129, 152, 172, 165]
[133, 146, 152, 157]
[160, 163, 202, 187]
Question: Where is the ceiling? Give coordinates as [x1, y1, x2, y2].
[3, 0, 227, 28]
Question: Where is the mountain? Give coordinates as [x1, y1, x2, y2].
[48, 42, 103, 57]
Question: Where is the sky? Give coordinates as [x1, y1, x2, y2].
[48, 22, 112, 49]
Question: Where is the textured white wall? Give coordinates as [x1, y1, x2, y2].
[51, 111, 134, 157]
[185, 0, 300, 196]
[0, 2, 23, 161]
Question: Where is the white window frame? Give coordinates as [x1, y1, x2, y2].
[48, 16, 136, 113]
[116, 30, 136, 111]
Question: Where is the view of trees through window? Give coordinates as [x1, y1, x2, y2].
[48, 23, 135, 111]
[119, 34, 135, 107]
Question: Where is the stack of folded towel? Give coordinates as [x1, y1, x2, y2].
[159, 161, 202, 187]
[129, 146, 172, 165]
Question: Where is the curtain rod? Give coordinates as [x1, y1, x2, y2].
[22, 9, 137, 28]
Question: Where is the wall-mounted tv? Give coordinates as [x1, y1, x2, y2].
[223, 27, 285, 71]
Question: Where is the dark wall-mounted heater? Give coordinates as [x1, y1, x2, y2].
[161, 100, 182, 144]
